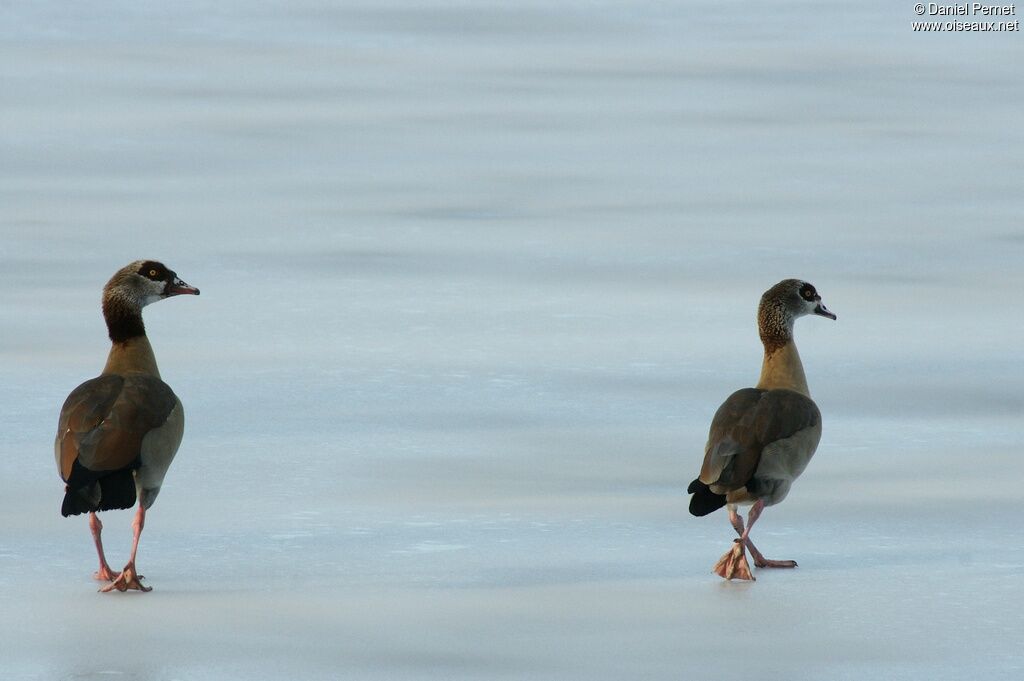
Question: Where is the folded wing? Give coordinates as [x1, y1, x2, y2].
[55, 374, 178, 516]
[698, 388, 821, 505]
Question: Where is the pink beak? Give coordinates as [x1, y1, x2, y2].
[167, 277, 200, 296]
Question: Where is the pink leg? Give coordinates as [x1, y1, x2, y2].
[99, 498, 151, 593]
[88, 513, 118, 582]
[728, 506, 745, 535]
[128, 501, 145, 566]
[714, 501, 797, 580]
[737, 501, 797, 570]
[714, 505, 754, 580]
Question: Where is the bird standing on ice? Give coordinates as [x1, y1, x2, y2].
[688, 279, 835, 581]
[55, 261, 199, 592]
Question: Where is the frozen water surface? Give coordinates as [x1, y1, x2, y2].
[2, 2, 1023, 680]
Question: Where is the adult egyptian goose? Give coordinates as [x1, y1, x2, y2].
[687, 279, 835, 581]
[55, 260, 199, 592]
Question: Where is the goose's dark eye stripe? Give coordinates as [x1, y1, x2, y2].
[137, 260, 167, 280]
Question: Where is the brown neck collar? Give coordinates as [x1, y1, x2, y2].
[103, 295, 146, 344]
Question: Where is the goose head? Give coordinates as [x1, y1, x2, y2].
[103, 260, 200, 311]
[758, 279, 835, 340]
[101, 261, 199, 343]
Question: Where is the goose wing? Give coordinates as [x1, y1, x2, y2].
[698, 388, 821, 495]
[55, 374, 178, 481]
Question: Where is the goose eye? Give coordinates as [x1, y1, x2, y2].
[149, 269, 159, 277]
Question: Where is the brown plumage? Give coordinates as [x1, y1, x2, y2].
[696, 388, 821, 505]
[688, 279, 835, 581]
[55, 260, 199, 592]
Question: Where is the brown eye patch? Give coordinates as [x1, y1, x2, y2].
[138, 260, 167, 281]
[799, 284, 816, 300]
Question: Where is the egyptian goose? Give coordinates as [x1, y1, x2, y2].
[687, 279, 835, 581]
[55, 261, 199, 592]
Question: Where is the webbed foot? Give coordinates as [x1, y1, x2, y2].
[99, 563, 151, 593]
[713, 539, 754, 581]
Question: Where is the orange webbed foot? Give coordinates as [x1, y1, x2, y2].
[751, 556, 797, 569]
[98, 563, 151, 593]
[713, 539, 754, 581]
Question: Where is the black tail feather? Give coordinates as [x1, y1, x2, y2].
[687, 479, 726, 517]
[61, 466, 137, 517]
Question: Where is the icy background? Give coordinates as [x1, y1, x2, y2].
[2, 2, 1023, 679]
